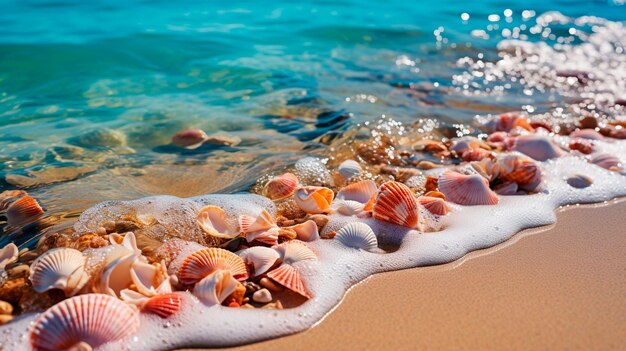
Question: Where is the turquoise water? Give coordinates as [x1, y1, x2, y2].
[0, 0, 625, 237]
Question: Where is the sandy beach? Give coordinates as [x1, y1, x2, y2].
[186, 198, 626, 351]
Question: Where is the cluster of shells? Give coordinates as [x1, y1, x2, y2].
[0, 111, 624, 350]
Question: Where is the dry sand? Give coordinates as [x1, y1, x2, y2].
[184, 198, 626, 351]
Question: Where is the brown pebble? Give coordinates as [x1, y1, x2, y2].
[241, 303, 255, 309]
[579, 116, 598, 129]
[19, 250, 39, 263]
[0, 300, 13, 315]
[0, 314, 13, 325]
[7, 264, 29, 279]
[260, 277, 284, 292]
[96, 227, 107, 236]
[261, 300, 283, 310]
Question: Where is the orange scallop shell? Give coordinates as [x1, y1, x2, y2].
[142, 293, 183, 318]
[6, 195, 44, 226]
[372, 181, 419, 228]
[500, 159, 541, 187]
[417, 196, 450, 216]
[264, 173, 298, 200]
[178, 248, 248, 284]
[266, 264, 311, 299]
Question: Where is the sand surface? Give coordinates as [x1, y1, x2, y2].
[183, 198, 626, 351]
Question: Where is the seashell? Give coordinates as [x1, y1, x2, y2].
[288, 220, 319, 242]
[264, 173, 298, 200]
[569, 139, 594, 154]
[485, 112, 533, 133]
[129, 260, 171, 297]
[566, 175, 593, 189]
[239, 209, 279, 245]
[487, 131, 508, 143]
[30, 294, 140, 351]
[450, 136, 487, 154]
[372, 181, 419, 228]
[97, 251, 139, 297]
[494, 182, 519, 195]
[0, 243, 18, 270]
[510, 134, 565, 161]
[0, 189, 26, 211]
[294, 186, 334, 214]
[197, 205, 238, 239]
[438, 171, 500, 206]
[171, 128, 208, 149]
[337, 160, 362, 180]
[336, 180, 378, 203]
[6, 195, 44, 226]
[424, 191, 446, 200]
[332, 199, 365, 216]
[334, 222, 378, 251]
[237, 247, 280, 277]
[461, 148, 492, 162]
[497, 155, 542, 191]
[178, 248, 248, 284]
[590, 153, 622, 170]
[266, 264, 311, 298]
[29, 248, 89, 297]
[570, 129, 603, 140]
[274, 241, 316, 264]
[142, 293, 183, 318]
[252, 288, 273, 304]
[417, 196, 450, 216]
[193, 270, 239, 306]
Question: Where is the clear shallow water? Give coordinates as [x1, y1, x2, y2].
[0, 1, 625, 236]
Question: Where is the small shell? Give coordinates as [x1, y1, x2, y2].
[424, 191, 446, 200]
[264, 173, 299, 200]
[450, 136, 488, 154]
[332, 199, 365, 216]
[570, 129, 603, 140]
[29, 248, 89, 297]
[335, 222, 378, 251]
[590, 153, 622, 170]
[266, 264, 311, 299]
[30, 294, 140, 351]
[372, 181, 419, 228]
[193, 270, 239, 306]
[171, 128, 208, 149]
[336, 180, 378, 203]
[288, 220, 320, 242]
[569, 139, 594, 154]
[0, 190, 26, 211]
[494, 182, 519, 195]
[178, 248, 248, 284]
[239, 209, 279, 245]
[497, 155, 542, 191]
[485, 112, 533, 133]
[0, 243, 18, 270]
[438, 171, 500, 206]
[197, 205, 238, 239]
[237, 247, 280, 276]
[417, 196, 450, 216]
[142, 293, 183, 318]
[274, 241, 316, 264]
[566, 175, 593, 189]
[338, 160, 362, 180]
[6, 195, 44, 226]
[510, 135, 565, 161]
[461, 148, 492, 162]
[294, 186, 334, 214]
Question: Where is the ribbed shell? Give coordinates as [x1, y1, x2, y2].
[237, 247, 280, 276]
[336, 180, 378, 203]
[511, 135, 565, 161]
[30, 294, 140, 351]
[274, 241, 316, 265]
[438, 172, 500, 206]
[372, 181, 419, 228]
[178, 248, 248, 284]
[294, 186, 334, 214]
[142, 293, 183, 318]
[332, 199, 365, 216]
[193, 270, 239, 306]
[417, 196, 450, 216]
[266, 264, 311, 299]
[197, 205, 237, 239]
[239, 209, 279, 245]
[591, 153, 622, 170]
[494, 182, 519, 195]
[499, 157, 541, 189]
[485, 112, 533, 133]
[337, 160, 362, 179]
[264, 173, 299, 200]
[335, 222, 378, 251]
[0, 190, 26, 211]
[30, 248, 88, 296]
[6, 195, 44, 226]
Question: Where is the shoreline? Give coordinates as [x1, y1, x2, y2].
[185, 198, 626, 351]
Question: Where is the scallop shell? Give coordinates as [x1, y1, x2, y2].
[6, 195, 44, 226]
[590, 153, 622, 170]
[97, 251, 139, 297]
[237, 247, 280, 276]
[417, 196, 450, 216]
[0, 189, 26, 211]
[171, 128, 208, 149]
[193, 270, 239, 306]
[335, 222, 378, 251]
[510, 134, 565, 161]
[197, 205, 238, 239]
[0, 243, 18, 270]
[274, 241, 316, 264]
[266, 264, 311, 299]
[338, 160, 362, 180]
[288, 220, 320, 242]
[239, 209, 279, 245]
[130, 260, 171, 296]
[142, 293, 183, 318]
[30, 294, 140, 351]
[438, 171, 500, 206]
[494, 181, 519, 195]
[450, 136, 488, 154]
[570, 129, 603, 140]
[372, 181, 419, 228]
[178, 248, 248, 284]
[30, 248, 89, 297]
[264, 173, 298, 200]
[294, 186, 334, 214]
[498, 155, 542, 191]
[332, 199, 365, 216]
[336, 180, 378, 203]
[485, 112, 533, 133]
[461, 148, 492, 162]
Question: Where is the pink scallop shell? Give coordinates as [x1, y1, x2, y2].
[372, 181, 419, 228]
[438, 171, 500, 206]
[417, 196, 450, 216]
[266, 264, 311, 299]
[142, 293, 183, 318]
[178, 248, 248, 284]
[264, 173, 298, 200]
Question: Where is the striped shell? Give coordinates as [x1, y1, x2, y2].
[510, 134, 565, 161]
[274, 241, 316, 264]
[294, 186, 334, 214]
[6, 195, 44, 226]
[485, 112, 533, 133]
[0, 243, 18, 270]
[417, 196, 450, 216]
[142, 293, 183, 318]
[239, 209, 279, 245]
[461, 148, 492, 162]
[171, 128, 208, 149]
[372, 181, 419, 228]
[336, 180, 378, 203]
[178, 248, 248, 284]
[264, 173, 298, 200]
[590, 153, 622, 170]
[335, 222, 378, 251]
[497, 155, 542, 191]
[332, 199, 365, 216]
[0, 190, 26, 211]
[237, 247, 280, 276]
[450, 136, 488, 154]
[570, 129, 604, 140]
[494, 182, 519, 195]
[197, 205, 238, 239]
[30, 248, 88, 297]
[193, 270, 239, 306]
[30, 294, 140, 351]
[266, 264, 311, 299]
[438, 171, 500, 206]
[338, 160, 362, 179]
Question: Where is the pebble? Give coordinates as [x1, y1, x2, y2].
[7, 264, 29, 279]
[261, 300, 283, 310]
[252, 288, 273, 304]
[0, 301, 13, 315]
[0, 315, 13, 325]
[259, 277, 284, 292]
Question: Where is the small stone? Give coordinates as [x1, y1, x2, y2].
[96, 227, 107, 236]
[259, 278, 284, 292]
[0, 300, 13, 315]
[252, 288, 272, 304]
[241, 303, 255, 309]
[0, 314, 13, 325]
[18, 251, 39, 264]
[261, 300, 283, 310]
[579, 116, 598, 129]
[7, 265, 29, 279]
[243, 281, 261, 296]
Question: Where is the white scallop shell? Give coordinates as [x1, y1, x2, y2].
[338, 160, 362, 179]
[237, 247, 280, 276]
[29, 248, 89, 296]
[274, 241, 316, 264]
[332, 200, 365, 216]
[193, 270, 239, 306]
[335, 222, 378, 252]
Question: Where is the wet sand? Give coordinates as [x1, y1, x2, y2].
[185, 198, 626, 351]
